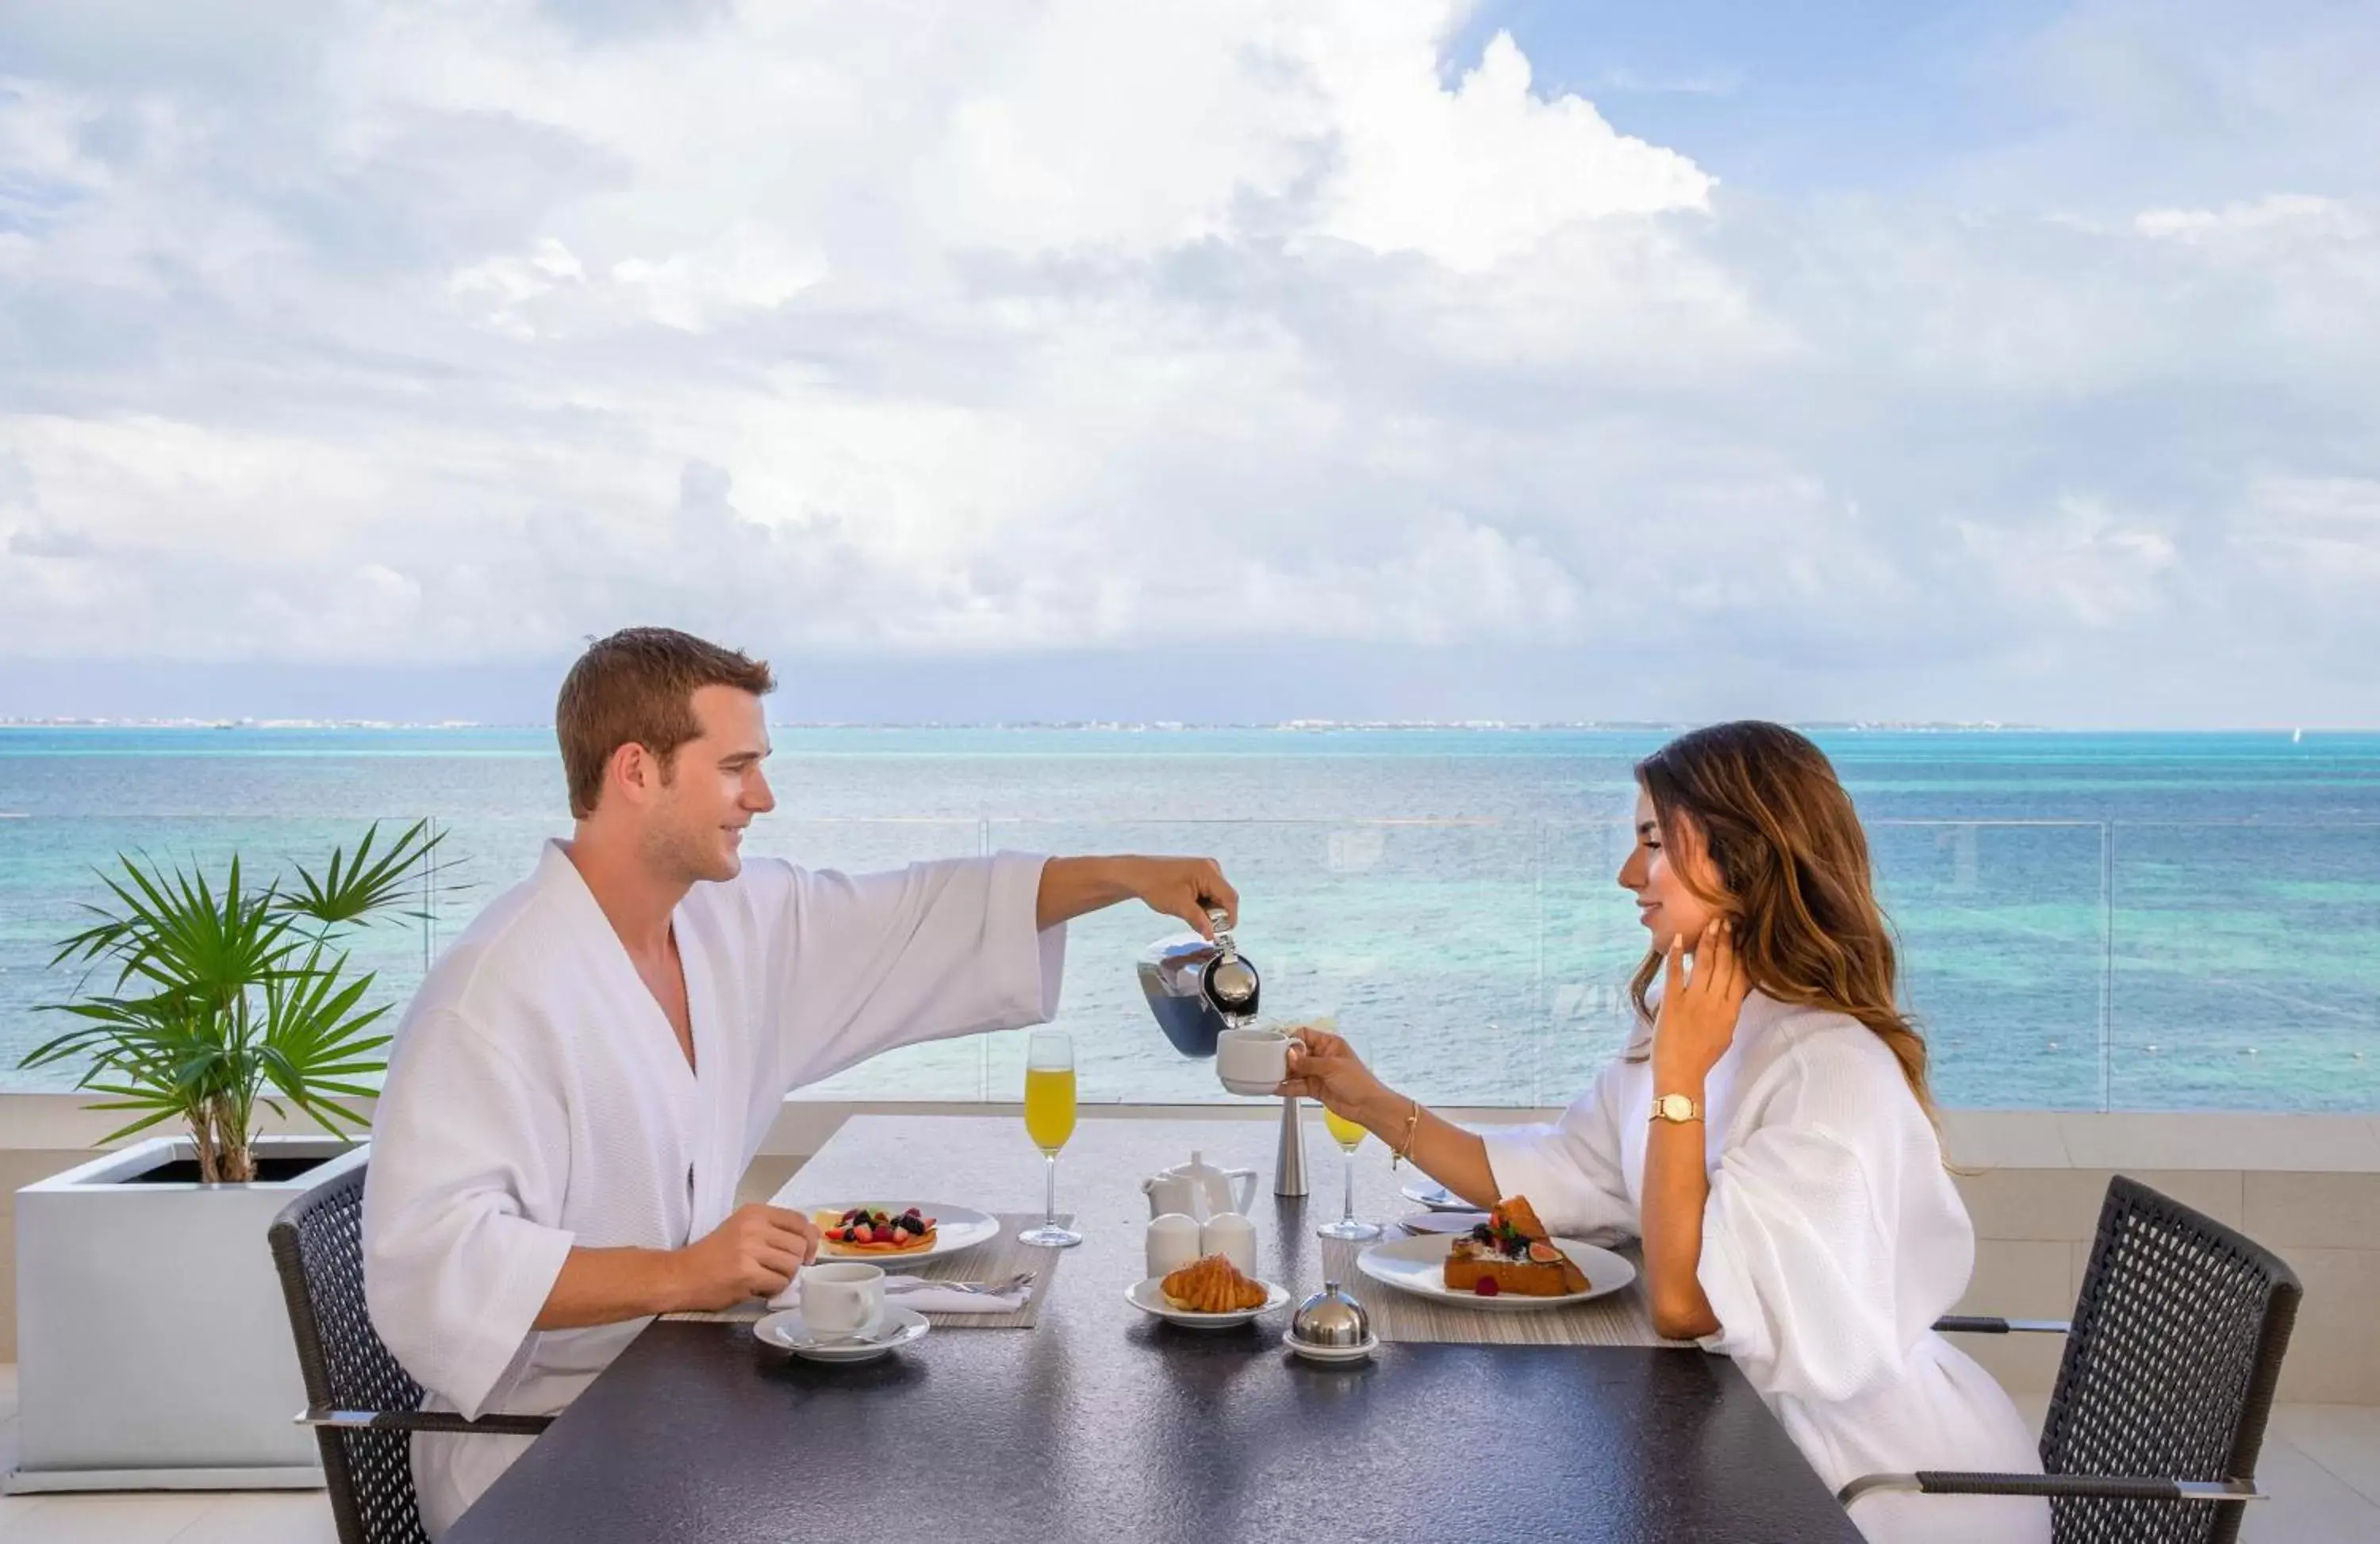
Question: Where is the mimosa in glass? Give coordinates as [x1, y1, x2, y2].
[1317, 1097, 1382, 1242]
[1019, 1031, 1082, 1248]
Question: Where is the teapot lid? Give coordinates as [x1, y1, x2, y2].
[1160, 1149, 1223, 1178]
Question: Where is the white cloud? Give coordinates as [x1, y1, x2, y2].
[1956, 496, 2179, 630]
[0, 0, 2377, 723]
[1307, 29, 1713, 271]
[2133, 193, 2360, 242]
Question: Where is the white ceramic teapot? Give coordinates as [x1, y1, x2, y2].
[1141, 1149, 1260, 1222]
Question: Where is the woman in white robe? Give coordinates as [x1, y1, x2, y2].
[1281, 721, 2048, 1544]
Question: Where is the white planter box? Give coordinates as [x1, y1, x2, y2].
[8, 1134, 366, 1492]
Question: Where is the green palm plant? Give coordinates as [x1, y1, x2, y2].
[18, 820, 447, 1182]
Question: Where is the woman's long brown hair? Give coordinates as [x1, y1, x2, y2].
[1627, 720, 1941, 1126]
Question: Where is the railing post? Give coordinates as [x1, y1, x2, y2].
[2099, 820, 2114, 1112]
[422, 815, 438, 974]
[980, 816, 993, 1104]
[1530, 819, 1543, 1110]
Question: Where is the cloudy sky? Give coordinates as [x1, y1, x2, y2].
[2, 0, 2375, 725]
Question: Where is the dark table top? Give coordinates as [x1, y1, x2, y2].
[449, 1114, 1864, 1544]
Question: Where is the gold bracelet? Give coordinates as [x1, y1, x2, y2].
[1391, 1097, 1422, 1169]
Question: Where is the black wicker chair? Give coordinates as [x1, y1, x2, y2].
[1843, 1173, 2301, 1543]
[268, 1161, 552, 1544]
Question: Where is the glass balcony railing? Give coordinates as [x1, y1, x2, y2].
[3, 816, 2375, 1112]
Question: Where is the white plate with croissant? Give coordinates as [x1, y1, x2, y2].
[1126, 1254, 1292, 1328]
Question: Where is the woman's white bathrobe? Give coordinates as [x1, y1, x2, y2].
[1480, 992, 2049, 1544]
[363, 842, 1066, 1538]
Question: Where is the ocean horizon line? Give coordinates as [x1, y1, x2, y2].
[13, 718, 2374, 736]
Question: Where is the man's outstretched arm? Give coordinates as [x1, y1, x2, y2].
[1035, 855, 1238, 936]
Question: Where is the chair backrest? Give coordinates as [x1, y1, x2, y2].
[268, 1160, 432, 1544]
[2039, 1174, 2301, 1544]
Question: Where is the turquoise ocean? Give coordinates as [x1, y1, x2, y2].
[2, 727, 2376, 1112]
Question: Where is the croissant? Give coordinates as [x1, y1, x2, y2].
[1161, 1253, 1267, 1313]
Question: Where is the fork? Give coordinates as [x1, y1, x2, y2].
[885, 1269, 1036, 1296]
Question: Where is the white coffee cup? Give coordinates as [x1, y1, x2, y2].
[1146, 1212, 1202, 1278]
[800, 1262, 886, 1339]
[1201, 1212, 1257, 1277]
[1215, 1027, 1289, 1094]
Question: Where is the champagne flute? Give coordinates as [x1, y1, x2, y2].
[1019, 1031, 1082, 1248]
[1317, 1098, 1383, 1242]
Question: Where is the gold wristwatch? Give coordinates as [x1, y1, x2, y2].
[1649, 1092, 1702, 1125]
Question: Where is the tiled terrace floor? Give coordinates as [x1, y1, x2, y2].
[2, 1366, 2375, 1541]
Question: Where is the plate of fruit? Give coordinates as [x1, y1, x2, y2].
[1355, 1196, 1635, 1312]
[808, 1202, 1000, 1269]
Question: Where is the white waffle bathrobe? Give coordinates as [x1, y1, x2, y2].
[1482, 992, 2049, 1544]
[363, 841, 1065, 1538]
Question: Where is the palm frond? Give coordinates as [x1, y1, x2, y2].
[52, 850, 308, 1004]
[278, 820, 447, 930]
[21, 828, 420, 1175]
[86, 1105, 198, 1145]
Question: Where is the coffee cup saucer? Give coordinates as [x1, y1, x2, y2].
[754, 1304, 930, 1363]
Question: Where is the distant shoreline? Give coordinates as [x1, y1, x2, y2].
[6, 719, 2301, 734]
[1, 721, 2370, 736]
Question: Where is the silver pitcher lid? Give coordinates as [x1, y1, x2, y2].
[1137, 908, 1260, 1016]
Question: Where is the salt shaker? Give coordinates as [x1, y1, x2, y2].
[1145, 1213, 1202, 1279]
[1200, 1212, 1257, 1277]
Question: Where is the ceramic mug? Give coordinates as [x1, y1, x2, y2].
[1201, 1212, 1257, 1277]
[801, 1262, 887, 1339]
[1215, 1027, 1290, 1093]
[1146, 1212, 1203, 1278]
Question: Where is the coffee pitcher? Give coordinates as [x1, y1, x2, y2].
[1135, 906, 1260, 1057]
[1135, 909, 1310, 1196]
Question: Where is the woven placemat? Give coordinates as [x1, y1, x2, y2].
[1320, 1237, 1691, 1348]
[663, 1212, 1069, 1330]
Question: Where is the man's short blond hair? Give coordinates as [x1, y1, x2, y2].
[555, 628, 775, 819]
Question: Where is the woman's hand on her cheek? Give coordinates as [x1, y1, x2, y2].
[1653, 917, 1751, 1086]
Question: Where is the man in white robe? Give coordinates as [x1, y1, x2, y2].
[362, 629, 1237, 1538]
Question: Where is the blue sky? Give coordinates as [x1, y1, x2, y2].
[1460, 0, 2059, 194]
[1, 1, 2375, 726]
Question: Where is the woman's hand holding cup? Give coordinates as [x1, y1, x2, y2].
[1278, 1022, 1393, 1132]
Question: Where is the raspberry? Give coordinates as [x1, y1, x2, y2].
[1473, 1278, 1501, 1297]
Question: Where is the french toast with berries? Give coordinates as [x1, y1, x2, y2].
[1443, 1196, 1588, 1297]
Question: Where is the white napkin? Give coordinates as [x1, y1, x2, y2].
[767, 1277, 1029, 1315]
